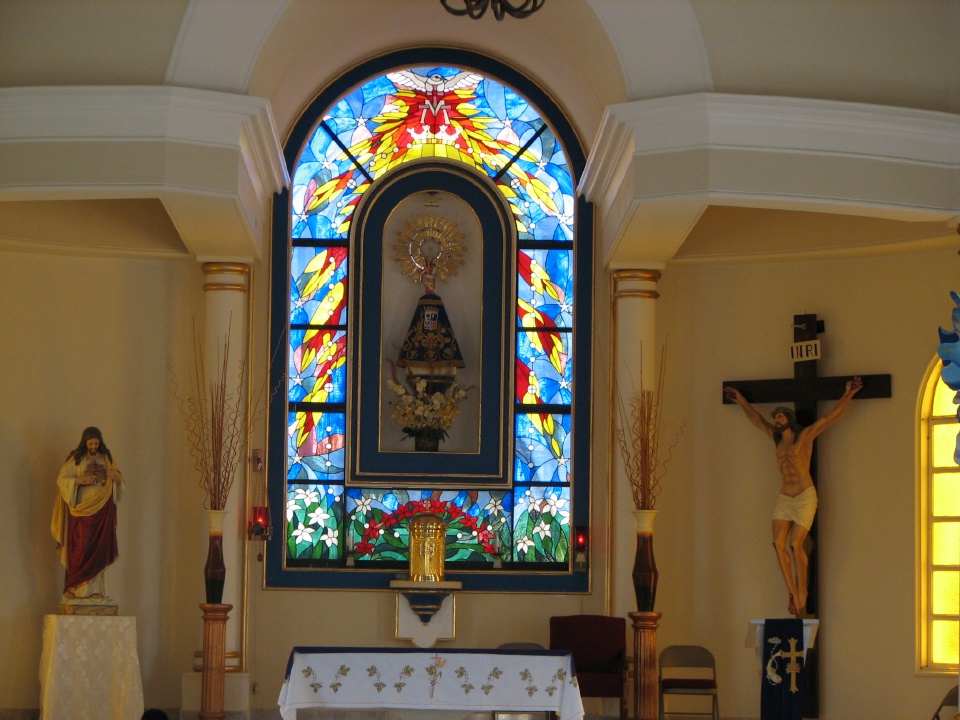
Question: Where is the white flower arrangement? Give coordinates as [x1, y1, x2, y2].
[387, 374, 467, 441]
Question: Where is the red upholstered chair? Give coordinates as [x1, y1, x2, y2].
[549, 614, 628, 720]
[658, 645, 719, 720]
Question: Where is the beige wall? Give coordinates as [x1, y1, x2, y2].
[654, 248, 957, 718]
[0, 249, 208, 706]
[1, 241, 956, 719]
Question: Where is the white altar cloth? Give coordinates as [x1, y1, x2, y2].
[39, 614, 144, 720]
[279, 647, 584, 720]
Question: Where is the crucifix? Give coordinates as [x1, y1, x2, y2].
[722, 313, 891, 718]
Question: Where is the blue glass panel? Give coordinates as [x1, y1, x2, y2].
[287, 412, 345, 482]
[286, 484, 344, 560]
[512, 485, 571, 562]
[288, 329, 347, 404]
[291, 66, 575, 246]
[290, 246, 348, 327]
[517, 249, 573, 327]
[291, 153, 362, 241]
[291, 115, 374, 240]
[509, 130, 573, 242]
[514, 412, 571, 484]
[516, 331, 573, 405]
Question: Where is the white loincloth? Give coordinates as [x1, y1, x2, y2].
[772, 486, 818, 530]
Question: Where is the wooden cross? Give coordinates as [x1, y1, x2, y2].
[722, 313, 891, 718]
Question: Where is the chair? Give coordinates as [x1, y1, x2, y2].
[658, 645, 719, 720]
[549, 615, 628, 720]
[932, 685, 959, 720]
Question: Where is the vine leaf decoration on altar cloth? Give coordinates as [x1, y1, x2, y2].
[394, 664, 415, 693]
[937, 290, 960, 463]
[367, 665, 387, 693]
[302, 666, 322, 693]
[455, 666, 475, 694]
[483, 666, 503, 694]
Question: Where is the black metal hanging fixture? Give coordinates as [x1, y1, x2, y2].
[440, 0, 545, 20]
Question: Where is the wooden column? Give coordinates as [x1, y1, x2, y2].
[612, 270, 662, 619]
[629, 611, 661, 720]
[200, 262, 250, 660]
[199, 603, 232, 720]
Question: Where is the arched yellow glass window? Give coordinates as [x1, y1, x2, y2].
[920, 358, 960, 670]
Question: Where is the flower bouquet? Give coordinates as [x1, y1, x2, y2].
[386, 373, 467, 450]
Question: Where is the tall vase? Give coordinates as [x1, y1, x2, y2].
[631, 509, 658, 612]
[204, 509, 228, 605]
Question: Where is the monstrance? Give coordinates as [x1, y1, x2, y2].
[393, 212, 467, 389]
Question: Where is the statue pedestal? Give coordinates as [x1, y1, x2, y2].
[39, 614, 144, 720]
[56, 602, 118, 615]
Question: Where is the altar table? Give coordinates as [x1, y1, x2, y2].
[278, 647, 584, 720]
[39, 614, 144, 720]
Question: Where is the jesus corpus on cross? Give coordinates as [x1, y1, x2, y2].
[723, 377, 862, 615]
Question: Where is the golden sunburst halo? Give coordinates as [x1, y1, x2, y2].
[393, 213, 466, 286]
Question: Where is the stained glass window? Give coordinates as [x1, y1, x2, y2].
[921, 361, 960, 670]
[270, 53, 590, 591]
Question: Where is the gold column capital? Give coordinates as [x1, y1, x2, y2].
[611, 269, 662, 283]
[612, 269, 662, 300]
[202, 262, 250, 292]
[202, 262, 251, 277]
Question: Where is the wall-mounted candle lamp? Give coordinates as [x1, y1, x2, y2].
[248, 506, 272, 541]
[574, 525, 588, 572]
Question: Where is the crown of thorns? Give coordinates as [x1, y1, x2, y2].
[771, 406, 798, 424]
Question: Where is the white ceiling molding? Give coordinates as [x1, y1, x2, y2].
[0, 85, 289, 261]
[580, 93, 960, 267]
[164, 0, 291, 94]
[587, 0, 713, 101]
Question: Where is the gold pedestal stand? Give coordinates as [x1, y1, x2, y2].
[199, 603, 232, 720]
[629, 611, 662, 720]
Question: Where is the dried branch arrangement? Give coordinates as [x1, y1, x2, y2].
[170, 327, 247, 511]
[615, 346, 684, 510]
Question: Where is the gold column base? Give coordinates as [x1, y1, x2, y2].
[629, 611, 662, 720]
[199, 603, 232, 720]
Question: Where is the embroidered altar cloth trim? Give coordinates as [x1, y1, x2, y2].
[279, 647, 583, 720]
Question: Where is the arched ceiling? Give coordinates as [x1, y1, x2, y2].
[0, 0, 956, 262]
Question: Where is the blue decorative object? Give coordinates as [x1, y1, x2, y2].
[936, 291, 960, 463]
